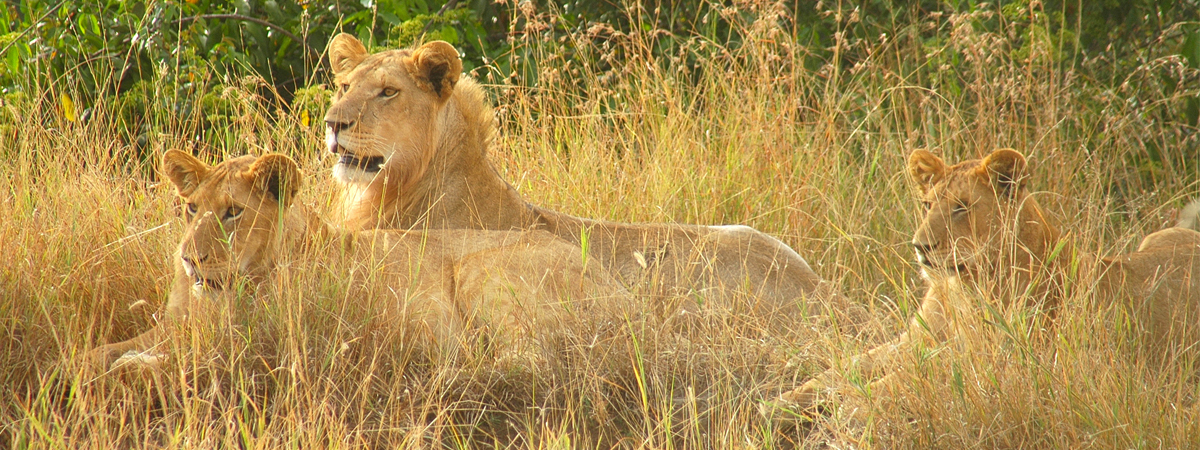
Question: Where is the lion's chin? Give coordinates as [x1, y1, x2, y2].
[333, 164, 377, 184]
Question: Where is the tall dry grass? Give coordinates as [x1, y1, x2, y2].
[2, 1, 1199, 448]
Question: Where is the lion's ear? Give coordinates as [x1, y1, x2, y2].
[408, 41, 462, 100]
[248, 154, 303, 209]
[908, 149, 946, 194]
[161, 150, 209, 197]
[978, 148, 1027, 198]
[329, 33, 368, 76]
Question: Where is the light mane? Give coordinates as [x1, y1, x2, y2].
[340, 77, 500, 230]
[446, 77, 497, 160]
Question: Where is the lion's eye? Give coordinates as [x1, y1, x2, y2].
[224, 205, 244, 220]
[921, 201, 932, 211]
[952, 200, 969, 214]
[380, 87, 398, 97]
[185, 202, 198, 218]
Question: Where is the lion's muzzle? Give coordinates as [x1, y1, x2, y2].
[912, 241, 970, 274]
[325, 126, 340, 155]
[181, 255, 225, 292]
[913, 242, 935, 267]
[337, 154, 385, 173]
[326, 125, 385, 174]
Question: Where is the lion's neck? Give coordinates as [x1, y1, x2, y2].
[950, 199, 1068, 312]
[276, 203, 338, 262]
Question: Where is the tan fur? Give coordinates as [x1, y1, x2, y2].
[321, 34, 842, 319]
[774, 148, 1200, 412]
[86, 151, 632, 370]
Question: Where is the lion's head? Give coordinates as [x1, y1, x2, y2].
[323, 34, 462, 184]
[161, 150, 303, 295]
[907, 148, 1058, 278]
[320, 34, 507, 230]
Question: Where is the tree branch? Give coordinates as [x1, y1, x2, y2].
[419, 0, 460, 41]
[173, 14, 320, 60]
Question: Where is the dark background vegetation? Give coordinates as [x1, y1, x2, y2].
[4, 2, 1200, 446]
[2, 0, 1198, 171]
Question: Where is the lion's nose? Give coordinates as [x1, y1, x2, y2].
[325, 119, 354, 134]
[325, 119, 355, 154]
[181, 255, 209, 274]
[181, 256, 198, 278]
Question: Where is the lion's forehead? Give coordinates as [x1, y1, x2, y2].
[188, 158, 270, 210]
[926, 164, 991, 202]
[195, 160, 250, 197]
[208, 156, 255, 178]
[341, 51, 414, 86]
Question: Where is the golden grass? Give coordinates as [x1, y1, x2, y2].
[2, 2, 1199, 448]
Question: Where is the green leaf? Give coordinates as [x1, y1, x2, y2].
[342, 9, 373, 26]
[379, 10, 402, 26]
[1182, 25, 1200, 69]
[6, 50, 18, 75]
[435, 26, 459, 45]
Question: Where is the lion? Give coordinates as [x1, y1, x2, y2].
[319, 34, 844, 319]
[770, 148, 1200, 413]
[86, 150, 633, 370]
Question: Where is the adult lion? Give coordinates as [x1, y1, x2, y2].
[771, 148, 1200, 412]
[320, 34, 837, 318]
[87, 151, 632, 369]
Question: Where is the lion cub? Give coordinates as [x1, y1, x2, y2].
[773, 148, 1200, 412]
[87, 151, 632, 370]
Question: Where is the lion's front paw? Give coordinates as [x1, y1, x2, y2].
[779, 377, 827, 410]
[760, 377, 831, 421]
[83, 345, 123, 373]
[84, 339, 165, 375]
[111, 350, 166, 371]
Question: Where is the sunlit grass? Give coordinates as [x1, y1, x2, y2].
[2, 1, 1198, 448]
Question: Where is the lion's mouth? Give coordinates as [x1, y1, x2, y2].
[916, 248, 972, 274]
[919, 258, 969, 274]
[337, 153, 385, 173]
[182, 257, 226, 291]
[193, 276, 224, 291]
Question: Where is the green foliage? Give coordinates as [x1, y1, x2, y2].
[0, 1, 500, 119]
[1, 0, 1196, 174]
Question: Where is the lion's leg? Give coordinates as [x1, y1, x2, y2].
[85, 326, 168, 370]
[774, 290, 950, 412]
[775, 331, 913, 411]
[85, 268, 192, 371]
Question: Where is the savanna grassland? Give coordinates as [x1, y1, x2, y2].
[2, 1, 1200, 448]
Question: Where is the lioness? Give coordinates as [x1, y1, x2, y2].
[87, 150, 632, 369]
[772, 148, 1200, 412]
[320, 34, 838, 318]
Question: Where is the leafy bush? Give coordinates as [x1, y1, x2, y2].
[1, 0, 1197, 175]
